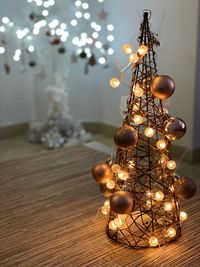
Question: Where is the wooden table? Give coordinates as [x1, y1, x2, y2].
[0, 145, 199, 267]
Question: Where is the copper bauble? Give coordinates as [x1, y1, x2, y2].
[50, 37, 60, 45]
[110, 191, 134, 214]
[114, 125, 138, 149]
[100, 183, 114, 197]
[174, 177, 196, 199]
[151, 75, 175, 100]
[92, 163, 112, 184]
[164, 117, 186, 141]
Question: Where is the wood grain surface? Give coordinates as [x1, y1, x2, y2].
[0, 145, 199, 267]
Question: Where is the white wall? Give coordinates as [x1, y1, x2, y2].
[0, 0, 199, 151]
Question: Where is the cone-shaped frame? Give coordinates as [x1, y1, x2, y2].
[107, 12, 181, 248]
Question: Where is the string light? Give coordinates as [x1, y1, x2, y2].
[122, 43, 133, 54]
[133, 104, 139, 111]
[107, 35, 114, 42]
[2, 17, 9, 24]
[95, 41, 102, 49]
[144, 127, 155, 138]
[104, 200, 110, 206]
[71, 19, 78, 27]
[164, 202, 173, 212]
[0, 47, 5, 54]
[101, 205, 110, 215]
[75, 0, 82, 7]
[110, 77, 120, 88]
[149, 236, 159, 247]
[133, 84, 143, 97]
[106, 180, 115, 189]
[98, 57, 106, 64]
[114, 218, 123, 228]
[180, 211, 187, 221]
[137, 44, 148, 57]
[118, 170, 129, 181]
[128, 160, 135, 170]
[75, 11, 82, 18]
[133, 115, 143, 124]
[154, 191, 164, 201]
[129, 53, 139, 63]
[167, 160, 176, 170]
[0, 26, 5, 32]
[109, 220, 117, 231]
[92, 32, 99, 39]
[27, 45, 35, 53]
[82, 2, 89, 9]
[156, 140, 167, 150]
[84, 12, 91, 19]
[108, 48, 114, 55]
[167, 227, 176, 238]
[111, 164, 121, 173]
[42, 10, 49, 17]
[107, 24, 114, 31]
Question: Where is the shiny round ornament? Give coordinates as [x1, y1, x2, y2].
[58, 47, 66, 54]
[110, 191, 134, 214]
[50, 37, 61, 45]
[164, 117, 186, 141]
[174, 177, 196, 199]
[100, 183, 114, 197]
[114, 125, 138, 149]
[92, 163, 112, 184]
[151, 75, 175, 100]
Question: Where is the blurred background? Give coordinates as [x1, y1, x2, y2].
[0, 0, 199, 169]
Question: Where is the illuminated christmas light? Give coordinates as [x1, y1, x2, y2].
[122, 43, 133, 54]
[110, 77, 120, 88]
[133, 115, 143, 124]
[167, 227, 176, 238]
[180, 211, 187, 221]
[167, 160, 176, 170]
[149, 236, 159, 247]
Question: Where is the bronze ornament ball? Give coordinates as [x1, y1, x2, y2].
[151, 75, 175, 100]
[174, 177, 197, 200]
[92, 163, 112, 184]
[110, 191, 134, 214]
[100, 184, 114, 197]
[165, 117, 186, 141]
[114, 125, 138, 149]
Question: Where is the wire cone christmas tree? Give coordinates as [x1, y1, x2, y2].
[92, 11, 196, 248]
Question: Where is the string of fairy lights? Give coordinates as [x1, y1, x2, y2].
[0, 0, 115, 73]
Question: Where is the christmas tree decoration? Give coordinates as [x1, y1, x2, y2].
[91, 11, 196, 248]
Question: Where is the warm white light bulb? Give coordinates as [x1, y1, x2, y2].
[101, 206, 110, 215]
[167, 228, 176, 238]
[138, 45, 148, 57]
[133, 84, 143, 97]
[106, 180, 115, 189]
[164, 202, 173, 212]
[118, 170, 129, 181]
[154, 191, 164, 201]
[180, 211, 187, 221]
[156, 140, 167, 150]
[133, 115, 143, 125]
[129, 53, 139, 63]
[104, 200, 110, 206]
[109, 220, 117, 231]
[133, 104, 139, 111]
[149, 236, 159, 247]
[144, 127, 155, 138]
[167, 160, 176, 170]
[111, 164, 121, 173]
[110, 77, 120, 88]
[122, 43, 133, 54]
[114, 218, 123, 228]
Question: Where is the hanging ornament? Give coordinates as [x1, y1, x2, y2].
[98, 8, 109, 21]
[114, 125, 138, 149]
[92, 163, 112, 184]
[110, 191, 134, 214]
[164, 117, 186, 141]
[88, 54, 97, 66]
[174, 177, 196, 199]
[79, 51, 87, 58]
[28, 60, 36, 67]
[57, 46, 66, 54]
[151, 75, 175, 100]
[50, 37, 61, 45]
[71, 52, 78, 63]
[4, 63, 10, 74]
[100, 183, 114, 197]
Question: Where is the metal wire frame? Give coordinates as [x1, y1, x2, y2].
[107, 12, 181, 248]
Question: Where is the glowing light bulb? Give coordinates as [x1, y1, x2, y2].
[146, 199, 153, 208]
[133, 104, 139, 111]
[107, 35, 114, 42]
[133, 115, 143, 125]
[101, 206, 110, 215]
[15, 49, 21, 56]
[156, 140, 167, 150]
[95, 41, 102, 49]
[90, 22, 96, 28]
[106, 180, 115, 189]
[146, 191, 153, 198]
[180, 211, 187, 221]
[167, 228, 176, 238]
[82, 2, 89, 9]
[149, 236, 159, 247]
[60, 23, 67, 30]
[160, 154, 169, 165]
[108, 48, 114, 55]
[129, 53, 139, 63]
[87, 38, 93, 45]
[42, 10, 49, 17]
[144, 127, 155, 138]
[133, 84, 143, 97]
[104, 200, 110, 206]
[75, 11, 82, 18]
[109, 220, 117, 231]
[98, 57, 106, 64]
[114, 218, 123, 228]
[154, 191, 164, 201]
[33, 28, 39, 35]
[167, 160, 176, 170]
[36, 0, 42, 6]
[98, 0, 104, 2]
[111, 164, 121, 173]
[92, 32, 99, 39]
[75, 0, 82, 6]
[138, 45, 148, 57]
[13, 55, 20, 62]
[95, 25, 101, 32]
[84, 12, 91, 19]
[128, 160, 135, 170]
[27, 45, 35, 53]
[110, 77, 120, 88]
[107, 24, 114, 31]
[2, 17, 9, 24]
[164, 202, 173, 212]
[0, 26, 5, 32]
[71, 19, 78, 27]
[122, 43, 133, 54]
[0, 47, 5, 54]
[118, 170, 129, 181]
